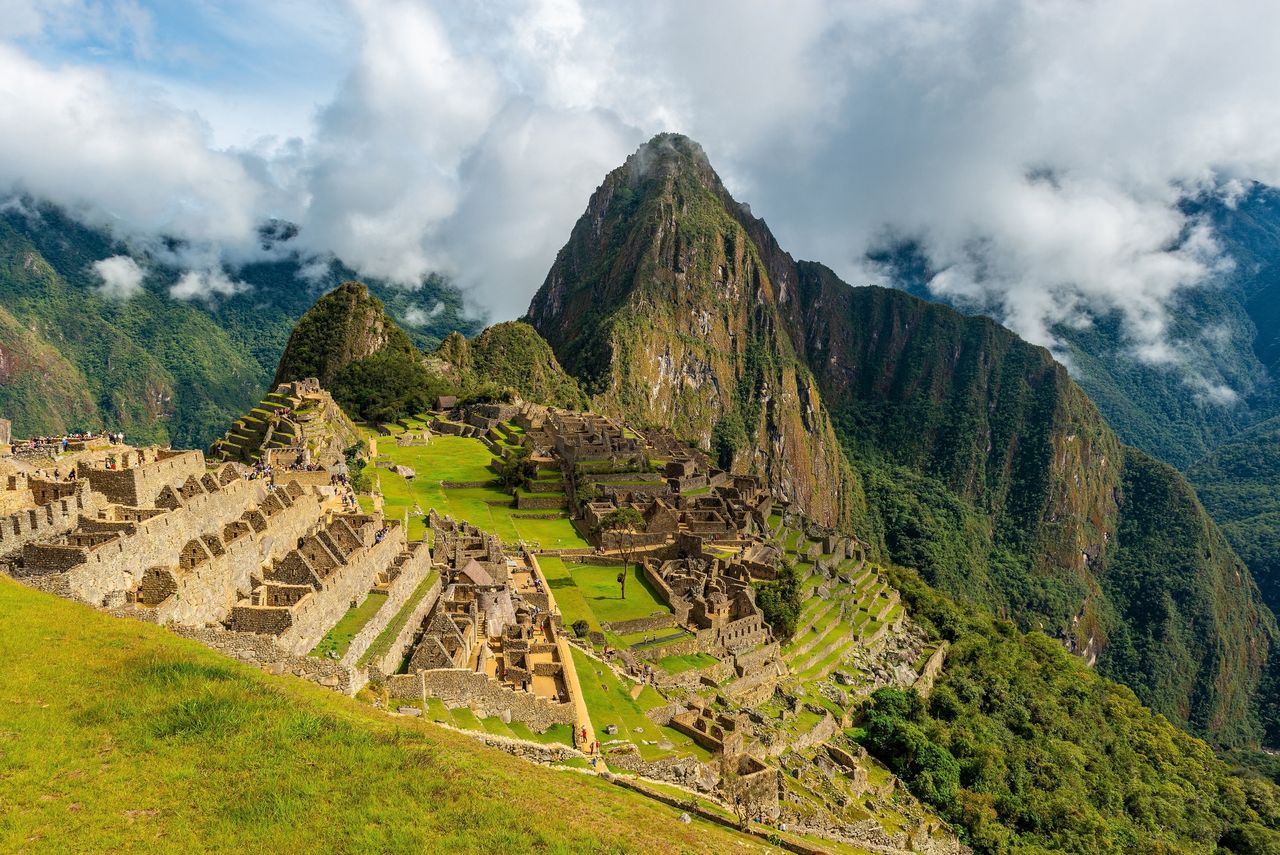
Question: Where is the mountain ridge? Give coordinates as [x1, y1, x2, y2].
[527, 133, 1279, 746]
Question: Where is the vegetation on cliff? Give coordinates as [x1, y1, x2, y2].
[432, 321, 588, 410]
[0, 201, 480, 448]
[863, 566, 1280, 854]
[273, 281, 419, 388]
[798, 278, 1277, 745]
[1189, 414, 1280, 620]
[524, 133, 865, 531]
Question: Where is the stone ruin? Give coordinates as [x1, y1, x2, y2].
[1, 439, 433, 695]
[390, 513, 575, 733]
[637, 534, 786, 706]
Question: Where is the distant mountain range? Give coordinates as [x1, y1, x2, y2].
[0, 200, 481, 448]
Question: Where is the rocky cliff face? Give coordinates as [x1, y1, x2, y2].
[789, 271, 1274, 743]
[274, 281, 416, 388]
[525, 134, 864, 530]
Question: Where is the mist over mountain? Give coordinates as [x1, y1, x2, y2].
[0, 199, 480, 448]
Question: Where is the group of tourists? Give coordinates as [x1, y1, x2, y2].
[14, 430, 123, 455]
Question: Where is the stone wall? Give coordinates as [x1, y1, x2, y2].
[0, 486, 107, 560]
[78, 450, 204, 507]
[514, 493, 567, 511]
[392, 668, 575, 733]
[171, 624, 366, 694]
[61, 480, 313, 610]
[340, 542, 433, 668]
[605, 746, 713, 791]
[429, 725, 586, 766]
[913, 641, 949, 698]
[269, 526, 408, 655]
[365, 573, 443, 675]
[603, 614, 678, 635]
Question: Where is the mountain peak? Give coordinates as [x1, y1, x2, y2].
[273, 280, 414, 387]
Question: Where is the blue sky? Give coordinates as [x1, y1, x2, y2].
[2, 0, 1280, 397]
[8, 0, 351, 145]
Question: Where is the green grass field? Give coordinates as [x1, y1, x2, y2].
[368, 436, 588, 549]
[570, 648, 712, 763]
[310, 591, 388, 658]
[653, 652, 719, 675]
[536, 558, 671, 633]
[0, 576, 778, 854]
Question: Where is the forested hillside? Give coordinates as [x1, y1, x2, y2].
[0, 201, 479, 448]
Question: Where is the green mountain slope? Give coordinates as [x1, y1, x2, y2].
[0, 201, 481, 448]
[525, 134, 866, 531]
[527, 134, 1277, 747]
[273, 280, 419, 388]
[1188, 415, 1280, 618]
[870, 566, 1280, 854]
[794, 272, 1276, 746]
[434, 322, 588, 410]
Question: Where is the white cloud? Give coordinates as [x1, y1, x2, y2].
[169, 268, 248, 301]
[91, 254, 144, 300]
[6, 0, 1280, 387]
[403, 302, 442, 326]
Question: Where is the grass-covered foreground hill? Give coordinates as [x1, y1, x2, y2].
[0, 576, 772, 854]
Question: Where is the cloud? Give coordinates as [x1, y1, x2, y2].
[91, 254, 144, 300]
[402, 302, 442, 326]
[169, 268, 248, 301]
[6, 0, 1280, 392]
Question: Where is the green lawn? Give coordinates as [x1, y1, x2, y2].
[570, 648, 711, 762]
[0, 577, 773, 854]
[537, 556, 601, 634]
[654, 652, 719, 675]
[563, 561, 670, 626]
[310, 591, 388, 659]
[367, 437, 589, 550]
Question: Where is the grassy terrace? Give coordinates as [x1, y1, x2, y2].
[367, 434, 588, 549]
[654, 652, 718, 674]
[310, 591, 388, 658]
[537, 557, 671, 635]
[415, 698, 575, 748]
[357, 570, 441, 669]
[0, 577, 777, 854]
[570, 648, 712, 762]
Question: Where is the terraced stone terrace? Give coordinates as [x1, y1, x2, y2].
[774, 524, 901, 687]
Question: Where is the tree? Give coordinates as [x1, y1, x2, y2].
[495, 445, 539, 493]
[755, 559, 802, 639]
[598, 507, 646, 599]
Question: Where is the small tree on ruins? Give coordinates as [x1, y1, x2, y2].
[598, 507, 645, 599]
[495, 444, 538, 493]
